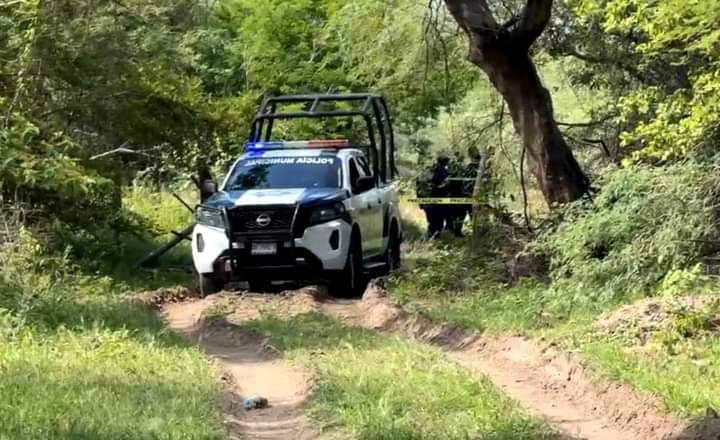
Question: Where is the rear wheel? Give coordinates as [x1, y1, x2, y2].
[333, 235, 364, 297]
[383, 225, 401, 275]
[198, 273, 222, 297]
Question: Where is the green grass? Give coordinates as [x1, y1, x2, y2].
[124, 187, 196, 239]
[390, 232, 720, 421]
[240, 312, 560, 440]
[0, 192, 224, 439]
[578, 337, 720, 416]
[0, 277, 225, 439]
[390, 238, 559, 334]
[122, 186, 196, 269]
[0, 330, 222, 439]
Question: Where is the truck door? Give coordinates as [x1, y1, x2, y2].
[355, 155, 383, 256]
[348, 157, 383, 258]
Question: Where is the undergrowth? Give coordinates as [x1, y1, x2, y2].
[0, 197, 223, 439]
[394, 160, 720, 330]
[579, 332, 720, 416]
[391, 160, 720, 418]
[535, 162, 719, 310]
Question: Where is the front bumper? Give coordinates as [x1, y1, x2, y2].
[192, 220, 351, 279]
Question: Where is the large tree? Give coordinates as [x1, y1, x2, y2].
[443, 0, 590, 204]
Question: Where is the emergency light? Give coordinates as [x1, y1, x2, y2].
[245, 140, 351, 151]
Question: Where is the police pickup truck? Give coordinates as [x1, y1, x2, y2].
[192, 94, 402, 296]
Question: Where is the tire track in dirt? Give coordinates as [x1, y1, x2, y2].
[146, 284, 718, 440]
[320, 280, 715, 440]
[162, 295, 316, 440]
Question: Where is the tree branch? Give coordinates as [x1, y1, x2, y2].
[562, 131, 612, 158]
[443, 0, 499, 36]
[512, 0, 553, 48]
[0, 0, 23, 8]
[557, 114, 616, 128]
[561, 46, 644, 82]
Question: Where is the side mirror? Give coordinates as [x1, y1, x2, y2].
[354, 176, 375, 193]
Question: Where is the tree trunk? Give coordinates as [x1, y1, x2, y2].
[443, 0, 590, 205]
[196, 159, 214, 203]
[479, 51, 589, 204]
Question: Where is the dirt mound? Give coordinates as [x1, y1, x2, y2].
[220, 286, 326, 324]
[323, 281, 709, 440]
[594, 295, 720, 344]
[350, 279, 482, 350]
[128, 286, 199, 309]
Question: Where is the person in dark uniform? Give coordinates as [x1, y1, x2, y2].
[445, 152, 466, 237]
[419, 155, 450, 238]
[445, 147, 484, 237]
[462, 146, 483, 226]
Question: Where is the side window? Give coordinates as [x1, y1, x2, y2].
[349, 158, 361, 183]
[349, 157, 372, 195]
[356, 156, 372, 177]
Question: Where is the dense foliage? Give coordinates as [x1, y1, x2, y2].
[555, 0, 720, 162]
[537, 161, 720, 306]
[0, 0, 718, 294]
[0, 0, 476, 223]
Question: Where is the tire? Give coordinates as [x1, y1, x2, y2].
[199, 273, 222, 297]
[332, 234, 364, 298]
[383, 225, 401, 274]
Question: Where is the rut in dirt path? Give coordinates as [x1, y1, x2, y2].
[162, 297, 315, 440]
[320, 281, 715, 440]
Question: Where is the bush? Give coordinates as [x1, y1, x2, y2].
[0, 113, 118, 227]
[535, 161, 719, 309]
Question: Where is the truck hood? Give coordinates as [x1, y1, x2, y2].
[202, 188, 348, 210]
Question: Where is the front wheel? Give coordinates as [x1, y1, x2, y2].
[198, 273, 222, 297]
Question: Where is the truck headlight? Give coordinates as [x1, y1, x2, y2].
[196, 207, 225, 229]
[308, 202, 346, 226]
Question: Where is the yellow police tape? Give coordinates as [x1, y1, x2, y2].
[407, 198, 476, 205]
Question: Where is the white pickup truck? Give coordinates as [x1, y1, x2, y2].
[192, 95, 402, 296]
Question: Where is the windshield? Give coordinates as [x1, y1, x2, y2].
[225, 156, 342, 190]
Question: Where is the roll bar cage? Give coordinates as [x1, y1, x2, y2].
[248, 94, 397, 182]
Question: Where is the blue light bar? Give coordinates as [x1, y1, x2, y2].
[245, 140, 351, 151]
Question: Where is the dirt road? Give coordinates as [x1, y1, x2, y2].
[163, 296, 315, 440]
[155, 284, 714, 440]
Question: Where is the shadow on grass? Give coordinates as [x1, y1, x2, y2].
[44, 215, 195, 292]
[668, 410, 720, 440]
[91, 233, 195, 292]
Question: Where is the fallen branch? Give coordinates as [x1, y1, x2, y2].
[137, 223, 194, 268]
[171, 192, 194, 213]
[89, 144, 153, 161]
